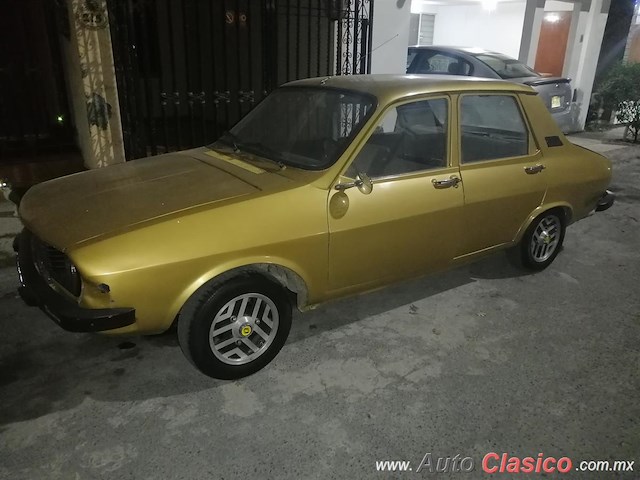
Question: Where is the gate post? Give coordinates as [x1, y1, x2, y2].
[62, 0, 125, 168]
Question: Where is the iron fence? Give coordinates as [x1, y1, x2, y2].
[107, 0, 373, 160]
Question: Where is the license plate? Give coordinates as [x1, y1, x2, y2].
[551, 95, 563, 109]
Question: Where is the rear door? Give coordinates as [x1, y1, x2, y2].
[456, 93, 547, 256]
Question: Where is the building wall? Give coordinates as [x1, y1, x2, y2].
[370, 0, 412, 73]
[623, 3, 640, 63]
[417, 3, 528, 59]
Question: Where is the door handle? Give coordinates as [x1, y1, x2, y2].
[432, 175, 461, 189]
[524, 164, 545, 174]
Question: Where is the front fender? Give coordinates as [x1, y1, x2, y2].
[80, 250, 323, 335]
[169, 256, 316, 326]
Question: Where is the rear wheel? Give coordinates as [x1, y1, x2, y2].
[520, 210, 565, 271]
[178, 275, 292, 379]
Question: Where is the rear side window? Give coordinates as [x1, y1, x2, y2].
[474, 53, 538, 79]
[410, 52, 473, 75]
[460, 95, 529, 163]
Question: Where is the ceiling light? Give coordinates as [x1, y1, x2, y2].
[481, 0, 498, 12]
[545, 13, 561, 23]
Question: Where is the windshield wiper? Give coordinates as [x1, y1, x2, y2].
[240, 142, 287, 170]
[218, 131, 241, 153]
[213, 134, 287, 170]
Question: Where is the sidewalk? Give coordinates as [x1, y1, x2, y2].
[0, 199, 20, 267]
[566, 125, 632, 154]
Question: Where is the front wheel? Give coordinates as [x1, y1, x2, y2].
[519, 211, 566, 271]
[178, 275, 292, 379]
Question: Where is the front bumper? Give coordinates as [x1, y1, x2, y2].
[596, 189, 615, 212]
[14, 231, 136, 332]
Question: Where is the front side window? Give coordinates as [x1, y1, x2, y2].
[214, 87, 375, 170]
[347, 98, 448, 179]
[460, 94, 529, 164]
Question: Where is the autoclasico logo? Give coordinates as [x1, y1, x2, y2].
[376, 453, 634, 474]
[415, 454, 475, 473]
[482, 453, 572, 474]
[413, 452, 572, 474]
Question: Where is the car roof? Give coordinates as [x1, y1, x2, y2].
[408, 45, 501, 56]
[285, 74, 535, 102]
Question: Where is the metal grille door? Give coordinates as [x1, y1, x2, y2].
[107, 0, 373, 160]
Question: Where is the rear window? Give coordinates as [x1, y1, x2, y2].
[474, 53, 539, 79]
[407, 49, 419, 71]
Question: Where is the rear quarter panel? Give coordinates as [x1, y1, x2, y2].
[519, 93, 612, 227]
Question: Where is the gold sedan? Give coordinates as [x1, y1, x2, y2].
[15, 75, 614, 379]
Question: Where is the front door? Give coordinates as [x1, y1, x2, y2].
[456, 93, 547, 256]
[328, 96, 464, 292]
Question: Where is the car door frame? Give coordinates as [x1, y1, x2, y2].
[451, 91, 547, 260]
[326, 93, 466, 295]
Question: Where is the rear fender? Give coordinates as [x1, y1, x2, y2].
[513, 202, 573, 244]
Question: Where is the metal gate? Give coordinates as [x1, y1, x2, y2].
[0, 0, 75, 161]
[107, 0, 373, 160]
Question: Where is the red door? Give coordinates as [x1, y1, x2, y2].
[534, 11, 572, 76]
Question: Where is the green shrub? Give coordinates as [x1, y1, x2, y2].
[597, 62, 640, 142]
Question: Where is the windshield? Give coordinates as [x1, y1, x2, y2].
[214, 87, 376, 170]
[474, 53, 540, 79]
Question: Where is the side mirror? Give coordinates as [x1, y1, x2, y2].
[335, 172, 373, 194]
[357, 172, 373, 194]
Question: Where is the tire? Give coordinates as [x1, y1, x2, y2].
[519, 210, 566, 271]
[178, 275, 292, 379]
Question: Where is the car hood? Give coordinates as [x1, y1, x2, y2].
[19, 147, 298, 249]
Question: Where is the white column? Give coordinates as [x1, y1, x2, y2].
[562, 2, 582, 76]
[518, 0, 546, 66]
[623, 2, 640, 62]
[570, 0, 610, 130]
[370, 0, 412, 74]
[62, 0, 125, 168]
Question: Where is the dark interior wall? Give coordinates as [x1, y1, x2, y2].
[0, 0, 75, 161]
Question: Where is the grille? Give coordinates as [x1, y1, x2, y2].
[31, 235, 81, 297]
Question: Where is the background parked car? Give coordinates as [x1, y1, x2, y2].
[407, 46, 574, 132]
